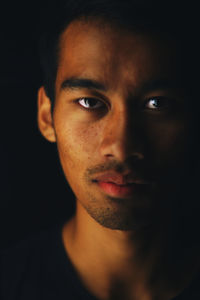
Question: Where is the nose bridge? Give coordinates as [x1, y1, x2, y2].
[100, 105, 144, 161]
[111, 107, 132, 140]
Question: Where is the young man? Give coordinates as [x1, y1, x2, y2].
[1, 1, 200, 299]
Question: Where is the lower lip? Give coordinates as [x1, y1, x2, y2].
[97, 181, 139, 197]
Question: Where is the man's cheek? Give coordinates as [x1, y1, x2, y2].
[149, 122, 186, 153]
[56, 129, 96, 172]
[70, 123, 102, 153]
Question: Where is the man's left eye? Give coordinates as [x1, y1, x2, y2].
[145, 97, 170, 110]
[77, 98, 104, 110]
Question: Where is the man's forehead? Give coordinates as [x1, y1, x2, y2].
[58, 18, 129, 58]
[55, 18, 181, 97]
[58, 17, 177, 65]
[57, 19, 130, 90]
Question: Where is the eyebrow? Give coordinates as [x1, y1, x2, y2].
[60, 77, 107, 92]
[141, 79, 182, 93]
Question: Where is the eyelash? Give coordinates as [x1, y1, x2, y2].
[75, 97, 171, 112]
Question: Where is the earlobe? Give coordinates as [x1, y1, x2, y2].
[37, 86, 56, 142]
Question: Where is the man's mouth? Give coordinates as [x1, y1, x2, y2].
[96, 181, 139, 197]
[92, 171, 150, 197]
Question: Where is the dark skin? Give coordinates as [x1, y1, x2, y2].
[38, 19, 200, 300]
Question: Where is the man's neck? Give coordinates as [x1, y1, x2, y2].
[62, 202, 200, 300]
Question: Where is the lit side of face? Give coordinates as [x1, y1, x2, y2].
[38, 19, 191, 230]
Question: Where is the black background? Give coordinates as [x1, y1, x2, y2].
[0, 2, 75, 249]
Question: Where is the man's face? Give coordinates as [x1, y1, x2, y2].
[40, 19, 192, 230]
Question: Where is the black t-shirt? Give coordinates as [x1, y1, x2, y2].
[1, 224, 200, 300]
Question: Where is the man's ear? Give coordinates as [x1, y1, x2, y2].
[37, 86, 56, 142]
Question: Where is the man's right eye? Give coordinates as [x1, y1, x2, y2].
[76, 98, 105, 110]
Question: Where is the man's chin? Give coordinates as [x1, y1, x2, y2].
[84, 204, 160, 231]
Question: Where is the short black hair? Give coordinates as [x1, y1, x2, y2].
[38, 0, 199, 107]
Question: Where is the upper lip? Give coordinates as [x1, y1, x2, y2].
[93, 171, 149, 185]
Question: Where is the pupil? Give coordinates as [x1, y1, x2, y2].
[87, 99, 96, 107]
[152, 99, 158, 107]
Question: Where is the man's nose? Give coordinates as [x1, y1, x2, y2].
[99, 109, 144, 162]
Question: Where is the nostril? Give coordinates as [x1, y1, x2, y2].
[132, 152, 144, 160]
[105, 153, 114, 158]
[100, 125, 144, 162]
